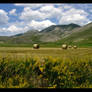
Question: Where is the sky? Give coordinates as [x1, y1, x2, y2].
[0, 3, 92, 36]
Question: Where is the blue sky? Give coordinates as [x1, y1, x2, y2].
[0, 3, 92, 36]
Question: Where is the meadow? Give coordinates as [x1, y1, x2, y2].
[0, 47, 92, 88]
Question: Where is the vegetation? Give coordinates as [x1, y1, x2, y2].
[0, 41, 91, 48]
[0, 47, 91, 88]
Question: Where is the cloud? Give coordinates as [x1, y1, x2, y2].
[14, 3, 60, 9]
[9, 9, 17, 16]
[2, 19, 55, 35]
[7, 25, 22, 32]
[0, 23, 30, 36]
[63, 5, 72, 9]
[19, 7, 47, 21]
[39, 5, 62, 20]
[19, 5, 62, 22]
[0, 9, 9, 25]
[59, 8, 90, 25]
[19, 4, 90, 26]
[0, 19, 55, 36]
[27, 20, 56, 31]
[14, 3, 43, 9]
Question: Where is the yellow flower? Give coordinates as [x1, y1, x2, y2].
[40, 67, 44, 72]
[38, 74, 43, 78]
[53, 85, 57, 88]
[48, 87, 54, 88]
[58, 76, 61, 79]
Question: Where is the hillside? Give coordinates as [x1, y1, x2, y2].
[0, 23, 91, 47]
[38, 23, 81, 42]
[0, 23, 80, 44]
[9, 30, 40, 44]
[57, 23, 92, 47]
[41, 23, 80, 33]
[10, 23, 80, 43]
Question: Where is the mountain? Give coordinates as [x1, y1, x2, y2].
[41, 23, 80, 33]
[0, 23, 91, 47]
[57, 23, 92, 47]
[0, 23, 80, 44]
[8, 30, 40, 44]
[38, 23, 81, 42]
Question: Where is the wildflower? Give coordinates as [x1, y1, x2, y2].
[38, 74, 43, 78]
[53, 84, 57, 88]
[39, 67, 44, 72]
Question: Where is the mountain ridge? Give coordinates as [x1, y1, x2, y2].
[0, 23, 91, 47]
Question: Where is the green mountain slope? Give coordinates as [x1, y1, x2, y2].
[0, 23, 91, 47]
[41, 23, 80, 33]
[0, 23, 80, 44]
[57, 23, 92, 47]
[8, 30, 41, 44]
[38, 23, 81, 42]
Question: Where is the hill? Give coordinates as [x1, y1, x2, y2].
[0, 23, 91, 47]
[38, 23, 81, 42]
[57, 23, 92, 47]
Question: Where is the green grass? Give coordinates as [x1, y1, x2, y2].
[0, 42, 91, 48]
[0, 43, 33, 47]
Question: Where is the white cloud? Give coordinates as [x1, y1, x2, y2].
[19, 7, 46, 21]
[7, 25, 22, 32]
[14, 3, 61, 9]
[0, 24, 28, 35]
[40, 5, 58, 12]
[63, 5, 72, 9]
[19, 5, 62, 22]
[59, 8, 90, 25]
[27, 20, 56, 31]
[4, 19, 55, 35]
[8, 25, 30, 33]
[9, 9, 17, 16]
[0, 9, 9, 25]
[0, 19, 55, 36]
[14, 3, 43, 9]
[39, 5, 62, 19]
[1, 20, 31, 34]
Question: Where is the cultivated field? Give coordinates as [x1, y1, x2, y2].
[0, 47, 92, 88]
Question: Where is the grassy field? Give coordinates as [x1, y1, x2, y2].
[0, 42, 92, 48]
[0, 47, 92, 88]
